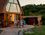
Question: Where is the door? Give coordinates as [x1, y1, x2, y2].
[0, 13, 4, 27]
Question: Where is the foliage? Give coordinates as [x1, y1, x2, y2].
[24, 25, 45, 35]
[22, 4, 45, 16]
[42, 16, 45, 25]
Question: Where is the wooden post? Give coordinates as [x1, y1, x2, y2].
[37, 16, 42, 34]
[38, 16, 42, 27]
[4, 13, 6, 27]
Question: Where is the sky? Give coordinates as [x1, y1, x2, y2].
[19, 0, 45, 6]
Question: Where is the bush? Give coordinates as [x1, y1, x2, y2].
[42, 16, 45, 25]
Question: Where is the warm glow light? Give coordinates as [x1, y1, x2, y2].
[11, 14, 15, 21]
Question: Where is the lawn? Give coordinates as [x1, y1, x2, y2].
[24, 25, 45, 35]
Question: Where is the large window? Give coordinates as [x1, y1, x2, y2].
[6, 0, 20, 13]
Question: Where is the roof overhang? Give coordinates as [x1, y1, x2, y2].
[6, 11, 20, 14]
[22, 16, 42, 18]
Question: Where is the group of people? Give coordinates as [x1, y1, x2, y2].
[14, 16, 26, 28]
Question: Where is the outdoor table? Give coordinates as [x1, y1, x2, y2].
[0, 25, 34, 35]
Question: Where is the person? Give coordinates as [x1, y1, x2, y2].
[23, 20, 26, 25]
[20, 19, 26, 28]
[14, 16, 18, 27]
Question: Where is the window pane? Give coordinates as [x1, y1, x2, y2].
[9, 0, 13, 3]
[16, 5, 20, 13]
[6, 3, 10, 11]
[9, 4, 17, 12]
[9, 0, 17, 3]
[6, 0, 20, 13]
[13, 0, 17, 3]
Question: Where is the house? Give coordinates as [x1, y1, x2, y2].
[0, 0, 21, 27]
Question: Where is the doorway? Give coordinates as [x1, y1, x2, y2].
[0, 13, 4, 27]
[24, 17, 38, 25]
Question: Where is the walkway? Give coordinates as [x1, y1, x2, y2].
[0, 25, 34, 35]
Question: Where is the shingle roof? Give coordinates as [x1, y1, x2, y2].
[0, 0, 8, 9]
[0, 0, 8, 13]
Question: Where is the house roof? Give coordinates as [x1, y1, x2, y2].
[0, 0, 8, 13]
[0, 0, 8, 8]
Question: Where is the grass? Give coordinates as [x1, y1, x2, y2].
[24, 25, 45, 35]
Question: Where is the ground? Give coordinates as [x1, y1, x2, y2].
[0, 25, 34, 35]
[0, 25, 45, 35]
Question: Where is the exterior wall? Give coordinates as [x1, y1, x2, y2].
[0, 0, 8, 13]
